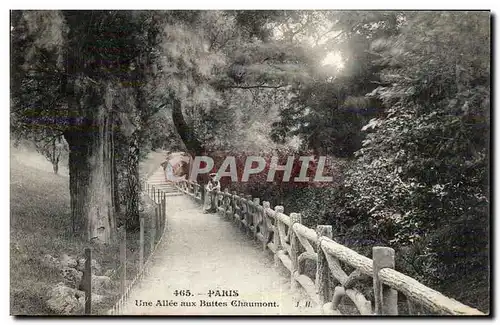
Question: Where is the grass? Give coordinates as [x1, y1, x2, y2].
[10, 146, 167, 315]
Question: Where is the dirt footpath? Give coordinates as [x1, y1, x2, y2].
[120, 193, 321, 315]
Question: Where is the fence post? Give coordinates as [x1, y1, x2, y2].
[238, 192, 245, 229]
[201, 183, 206, 203]
[231, 191, 238, 222]
[252, 198, 260, 240]
[245, 195, 252, 235]
[222, 189, 229, 220]
[157, 199, 162, 235]
[316, 225, 333, 307]
[83, 248, 92, 315]
[155, 205, 160, 240]
[373, 246, 398, 315]
[209, 189, 215, 212]
[289, 213, 301, 289]
[139, 216, 144, 268]
[152, 185, 156, 202]
[262, 201, 270, 251]
[157, 188, 160, 203]
[162, 193, 166, 229]
[159, 193, 162, 232]
[273, 205, 284, 267]
[241, 195, 248, 232]
[120, 228, 126, 297]
[216, 191, 221, 214]
[150, 208, 157, 253]
[158, 193, 162, 224]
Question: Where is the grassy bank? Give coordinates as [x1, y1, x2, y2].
[10, 146, 166, 315]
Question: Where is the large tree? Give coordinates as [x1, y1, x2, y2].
[11, 11, 166, 242]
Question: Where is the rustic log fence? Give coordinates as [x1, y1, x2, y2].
[94, 181, 169, 315]
[176, 179, 485, 316]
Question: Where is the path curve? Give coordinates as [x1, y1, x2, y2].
[121, 171, 320, 315]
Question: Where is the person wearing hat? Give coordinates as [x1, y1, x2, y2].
[204, 173, 221, 213]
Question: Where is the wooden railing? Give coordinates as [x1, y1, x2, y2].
[105, 182, 169, 315]
[176, 179, 485, 316]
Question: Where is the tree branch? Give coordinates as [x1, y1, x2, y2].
[33, 132, 64, 144]
[223, 83, 288, 90]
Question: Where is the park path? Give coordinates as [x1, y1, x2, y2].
[120, 167, 320, 315]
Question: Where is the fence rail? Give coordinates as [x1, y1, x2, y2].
[103, 181, 169, 315]
[176, 179, 485, 316]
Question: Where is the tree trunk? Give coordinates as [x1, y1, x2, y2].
[171, 97, 209, 191]
[64, 106, 115, 244]
[171, 97, 205, 157]
[112, 116, 121, 215]
[105, 112, 116, 242]
[66, 130, 89, 236]
[52, 162, 59, 175]
[40, 136, 61, 175]
[124, 133, 141, 231]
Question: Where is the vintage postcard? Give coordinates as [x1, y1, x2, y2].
[10, 9, 490, 316]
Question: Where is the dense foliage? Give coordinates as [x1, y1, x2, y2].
[348, 11, 489, 301]
[285, 12, 490, 310]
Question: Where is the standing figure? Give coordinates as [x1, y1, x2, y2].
[165, 162, 175, 182]
[204, 173, 221, 213]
